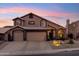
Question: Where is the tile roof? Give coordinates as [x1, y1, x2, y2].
[13, 13, 65, 29]
[22, 26, 52, 30]
[0, 26, 52, 34]
[0, 28, 11, 34]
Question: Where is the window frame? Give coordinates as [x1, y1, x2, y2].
[28, 21, 35, 25]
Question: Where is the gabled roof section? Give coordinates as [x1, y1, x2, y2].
[20, 13, 65, 29]
[13, 17, 23, 21]
[70, 20, 79, 25]
[0, 26, 24, 34]
[21, 13, 34, 18]
[3, 26, 14, 28]
[12, 13, 65, 29]
[22, 26, 52, 30]
[0, 28, 11, 34]
[10, 26, 53, 30]
[0, 25, 53, 34]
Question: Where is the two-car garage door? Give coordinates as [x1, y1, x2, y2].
[27, 32, 46, 41]
[13, 31, 46, 41]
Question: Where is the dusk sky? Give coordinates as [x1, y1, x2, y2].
[0, 3, 79, 27]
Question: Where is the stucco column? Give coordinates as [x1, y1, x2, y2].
[53, 30, 55, 38]
[55, 30, 58, 39]
[23, 30, 26, 41]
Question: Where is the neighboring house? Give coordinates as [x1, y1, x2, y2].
[68, 20, 79, 40]
[0, 13, 65, 41]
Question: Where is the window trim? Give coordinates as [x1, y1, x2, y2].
[28, 21, 35, 25]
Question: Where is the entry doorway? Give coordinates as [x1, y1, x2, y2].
[8, 33, 13, 41]
[48, 30, 56, 41]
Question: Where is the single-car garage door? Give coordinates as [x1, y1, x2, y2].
[27, 32, 46, 41]
[14, 31, 23, 41]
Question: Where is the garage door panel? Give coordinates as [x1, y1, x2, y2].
[14, 31, 23, 41]
[27, 32, 46, 41]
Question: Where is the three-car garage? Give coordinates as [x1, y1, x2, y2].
[6, 26, 50, 41]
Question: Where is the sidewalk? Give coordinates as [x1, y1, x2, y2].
[0, 47, 79, 55]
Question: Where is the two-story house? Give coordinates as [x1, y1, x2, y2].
[0, 13, 65, 41]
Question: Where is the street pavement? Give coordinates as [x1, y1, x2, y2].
[30, 50, 79, 56]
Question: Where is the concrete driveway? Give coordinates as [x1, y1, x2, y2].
[0, 41, 52, 52]
[0, 41, 79, 55]
[22, 41, 52, 51]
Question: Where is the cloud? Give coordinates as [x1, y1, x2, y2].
[0, 7, 78, 27]
[0, 18, 13, 27]
[0, 7, 73, 17]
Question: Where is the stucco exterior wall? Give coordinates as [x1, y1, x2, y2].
[21, 15, 46, 27]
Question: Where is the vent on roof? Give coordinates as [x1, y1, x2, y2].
[29, 13, 33, 18]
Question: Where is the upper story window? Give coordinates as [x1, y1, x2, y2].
[16, 20, 21, 26]
[41, 20, 46, 27]
[28, 21, 35, 25]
